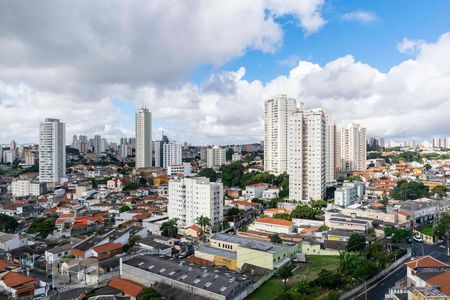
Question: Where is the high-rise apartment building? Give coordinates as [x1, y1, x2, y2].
[135, 108, 152, 168]
[264, 95, 297, 175]
[168, 177, 223, 230]
[288, 108, 328, 201]
[153, 134, 169, 168]
[162, 141, 182, 168]
[39, 118, 66, 183]
[339, 123, 367, 172]
[206, 145, 226, 168]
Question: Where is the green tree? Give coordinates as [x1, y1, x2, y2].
[432, 186, 448, 198]
[268, 197, 283, 208]
[326, 291, 341, 300]
[141, 287, 167, 300]
[315, 269, 341, 289]
[423, 163, 432, 171]
[347, 175, 363, 182]
[196, 216, 211, 240]
[433, 214, 450, 239]
[346, 234, 366, 252]
[226, 148, 234, 161]
[291, 204, 315, 219]
[295, 279, 311, 296]
[129, 235, 141, 248]
[120, 205, 131, 213]
[160, 219, 178, 238]
[197, 168, 218, 182]
[391, 180, 429, 200]
[277, 265, 293, 291]
[27, 218, 56, 238]
[0, 214, 19, 233]
[273, 213, 292, 221]
[270, 233, 283, 244]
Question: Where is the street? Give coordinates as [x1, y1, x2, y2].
[351, 241, 450, 300]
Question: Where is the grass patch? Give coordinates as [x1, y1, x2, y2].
[419, 224, 434, 236]
[292, 255, 340, 282]
[246, 277, 284, 300]
[247, 255, 340, 300]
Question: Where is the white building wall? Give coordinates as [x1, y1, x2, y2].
[264, 95, 297, 175]
[135, 108, 152, 168]
[39, 118, 66, 183]
[168, 177, 223, 230]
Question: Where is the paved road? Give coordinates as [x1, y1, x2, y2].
[351, 241, 450, 300]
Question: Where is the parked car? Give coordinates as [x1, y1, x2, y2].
[414, 235, 424, 243]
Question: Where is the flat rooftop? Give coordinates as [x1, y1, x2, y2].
[123, 254, 252, 298]
[211, 233, 289, 253]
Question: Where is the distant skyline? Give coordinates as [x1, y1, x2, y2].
[0, 1, 450, 144]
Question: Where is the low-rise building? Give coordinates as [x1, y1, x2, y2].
[249, 217, 294, 234]
[121, 254, 253, 300]
[243, 183, 269, 199]
[210, 233, 298, 270]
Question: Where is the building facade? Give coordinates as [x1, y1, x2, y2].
[168, 177, 223, 230]
[135, 108, 152, 168]
[39, 118, 66, 183]
[206, 145, 226, 168]
[339, 123, 367, 172]
[264, 95, 297, 175]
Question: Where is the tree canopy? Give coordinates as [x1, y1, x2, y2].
[160, 219, 178, 238]
[391, 180, 429, 200]
[27, 218, 56, 238]
[346, 234, 366, 252]
[0, 214, 18, 233]
[197, 168, 218, 182]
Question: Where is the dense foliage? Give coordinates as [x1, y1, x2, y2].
[433, 214, 450, 239]
[197, 168, 218, 182]
[0, 214, 19, 233]
[384, 225, 411, 243]
[346, 234, 366, 252]
[27, 217, 56, 238]
[160, 219, 178, 238]
[391, 180, 429, 200]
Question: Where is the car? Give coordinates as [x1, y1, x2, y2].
[414, 236, 424, 243]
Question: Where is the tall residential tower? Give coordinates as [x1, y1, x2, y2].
[135, 108, 152, 168]
[264, 95, 297, 175]
[39, 118, 66, 183]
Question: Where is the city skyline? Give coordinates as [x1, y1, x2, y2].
[0, 1, 450, 144]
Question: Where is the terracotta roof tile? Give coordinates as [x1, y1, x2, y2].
[256, 217, 294, 227]
[93, 243, 123, 254]
[426, 272, 450, 295]
[109, 277, 144, 297]
[405, 256, 448, 270]
[1, 272, 36, 288]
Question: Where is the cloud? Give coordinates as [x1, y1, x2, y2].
[397, 37, 425, 54]
[342, 10, 378, 23]
[0, 0, 326, 144]
[277, 55, 301, 67]
[134, 32, 450, 143]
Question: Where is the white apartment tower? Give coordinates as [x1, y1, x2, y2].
[163, 141, 182, 168]
[206, 145, 226, 168]
[264, 95, 297, 175]
[135, 108, 152, 168]
[288, 108, 328, 201]
[39, 118, 66, 183]
[168, 177, 223, 230]
[339, 123, 367, 171]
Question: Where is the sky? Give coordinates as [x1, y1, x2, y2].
[0, 0, 450, 145]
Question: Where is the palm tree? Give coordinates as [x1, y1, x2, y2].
[196, 216, 211, 242]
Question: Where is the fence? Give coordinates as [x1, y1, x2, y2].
[340, 249, 411, 300]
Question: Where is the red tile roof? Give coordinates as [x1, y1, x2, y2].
[256, 217, 294, 227]
[93, 242, 123, 254]
[406, 256, 448, 270]
[1, 272, 36, 288]
[109, 277, 144, 297]
[426, 272, 450, 295]
[0, 259, 17, 271]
